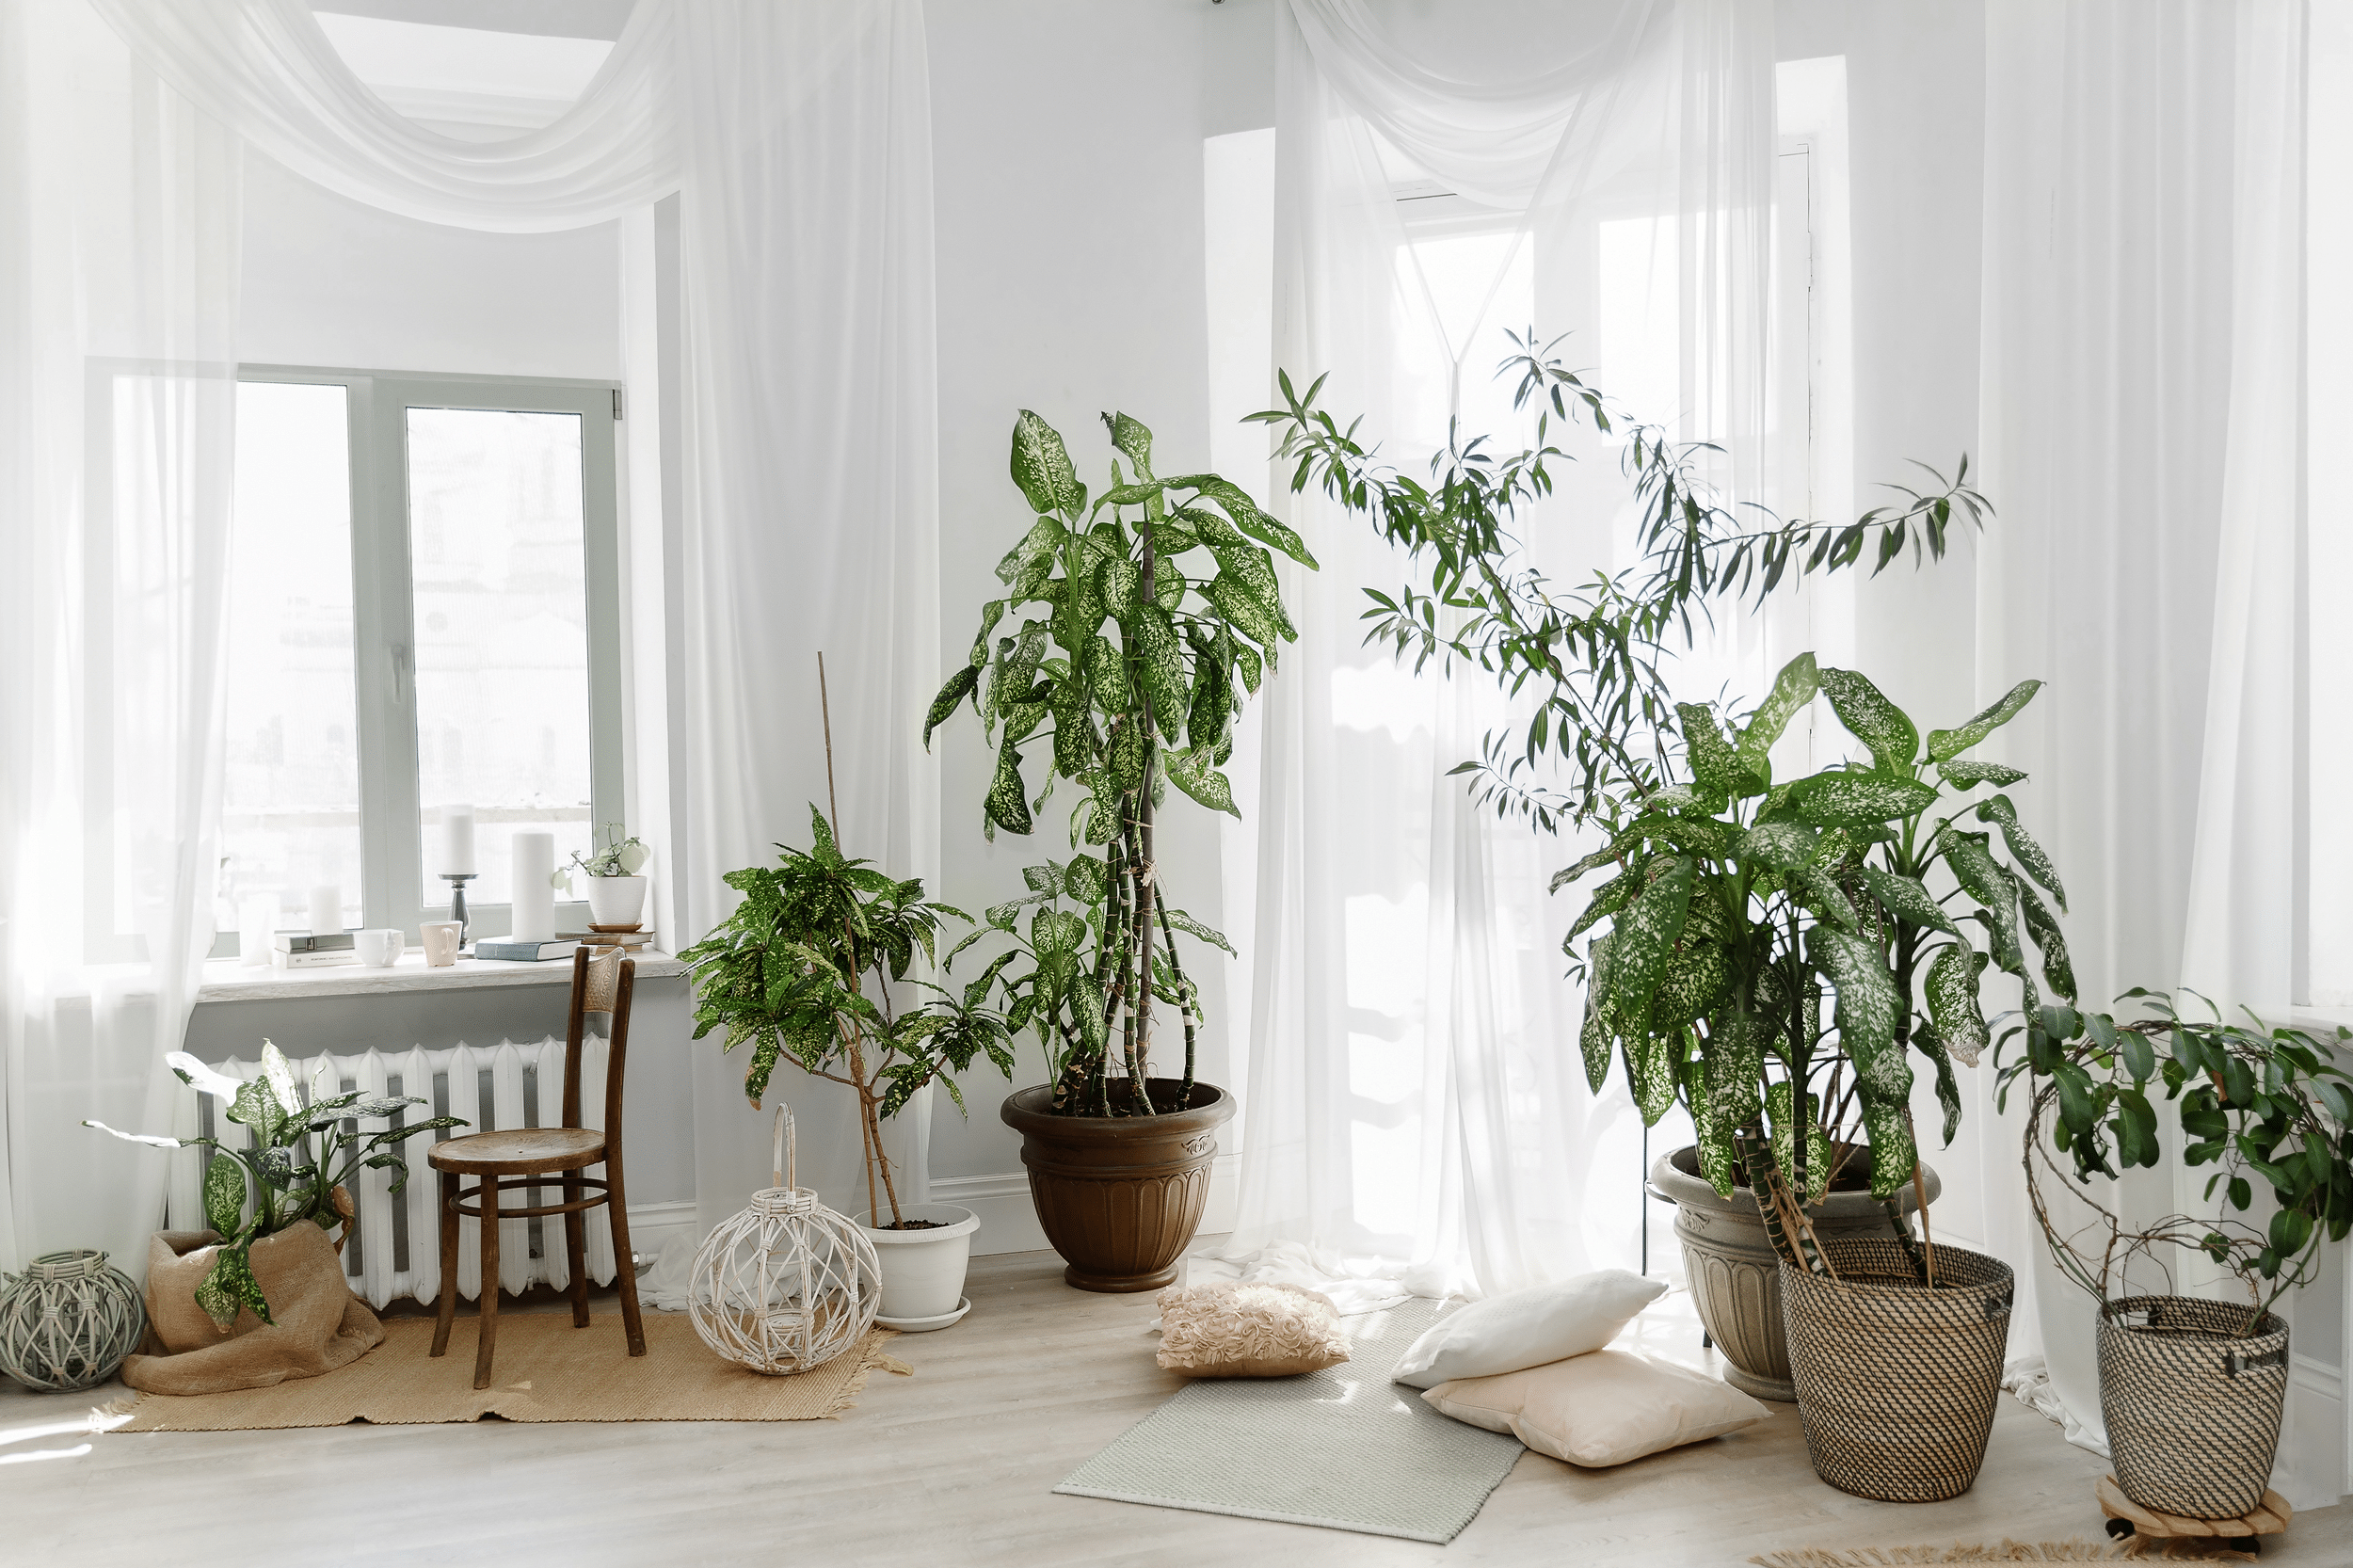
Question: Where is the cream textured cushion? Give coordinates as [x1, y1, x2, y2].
[1390, 1269, 1666, 1389]
[1422, 1351, 1768, 1466]
[1154, 1281, 1350, 1378]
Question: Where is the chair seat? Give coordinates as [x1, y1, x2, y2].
[427, 1127, 607, 1176]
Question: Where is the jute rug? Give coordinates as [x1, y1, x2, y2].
[1752, 1542, 2254, 1564]
[1052, 1296, 1524, 1544]
[108, 1313, 907, 1431]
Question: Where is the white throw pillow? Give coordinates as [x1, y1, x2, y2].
[1390, 1269, 1666, 1389]
[1422, 1351, 1769, 1467]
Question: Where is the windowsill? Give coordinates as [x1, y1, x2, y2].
[195, 949, 684, 1003]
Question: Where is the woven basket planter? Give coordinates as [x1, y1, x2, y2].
[2098, 1295, 2287, 1520]
[1781, 1239, 2014, 1502]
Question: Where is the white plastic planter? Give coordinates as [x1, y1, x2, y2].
[584, 874, 648, 927]
[860, 1203, 979, 1328]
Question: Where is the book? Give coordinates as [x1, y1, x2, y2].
[474, 939, 580, 962]
[559, 930, 654, 950]
[271, 931, 354, 953]
[270, 947, 356, 969]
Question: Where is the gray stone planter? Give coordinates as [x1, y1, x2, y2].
[1648, 1144, 1939, 1401]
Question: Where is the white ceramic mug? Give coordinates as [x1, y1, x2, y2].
[419, 920, 464, 967]
[353, 927, 404, 968]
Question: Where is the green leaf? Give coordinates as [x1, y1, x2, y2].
[1738, 652, 1819, 772]
[1915, 1025, 1963, 1145]
[1064, 855, 1109, 905]
[1163, 745, 1240, 818]
[1785, 771, 1940, 828]
[1130, 605, 1187, 743]
[1678, 703, 1760, 801]
[1611, 856, 1695, 1028]
[1976, 793, 2068, 912]
[202, 1152, 248, 1238]
[1857, 866, 1960, 936]
[1737, 820, 1819, 871]
[1937, 759, 2027, 788]
[1010, 409, 1083, 517]
[923, 665, 980, 750]
[1944, 832, 2023, 973]
[2016, 879, 2077, 1002]
[1162, 908, 1236, 957]
[1924, 940, 1991, 1065]
[1579, 933, 1619, 1095]
[1168, 474, 1318, 568]
[1807, 926, 1913, 1110]
[995, 516, 1065, 591]
[1565, 857, 1650, 942]
[968, 600, 1006, 668]
[1857, 1094, 1920, 1201]
[1928, 679, 2042, 760]
[196, 1245, 271, 1330]
[1205, 538, 1296, 639]
[985, 737, 1033, 837]
[1767, 1080, 1833, 1204]
[1625, 1032, 1682, 1126]
[1818, 667, 1920, 775]
[1204, 571, 1291, 650]
[1687, 1054, 1739, 1196]
[1648, 944, 1730, 1032]
[1705, 1016, 1770, 1136]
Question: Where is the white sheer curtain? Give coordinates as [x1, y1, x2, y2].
[1975, 0, 2316, 1504]
[1, 0, 242, 1273]
[1219, 0, 1779, 1306]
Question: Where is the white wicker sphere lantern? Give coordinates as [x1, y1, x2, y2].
[0, 1249, 147, 1392]
[689, 1105, 881, 1375]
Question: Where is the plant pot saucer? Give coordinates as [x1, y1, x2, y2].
[876, 1295, 970, 1333]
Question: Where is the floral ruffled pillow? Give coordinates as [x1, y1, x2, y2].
[1154, 1280, 1350, 1378]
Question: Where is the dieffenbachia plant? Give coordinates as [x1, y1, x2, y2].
[925, 409, 1316, 1117]
[87, 1042, 466, 1326]
[680, 807, 1016, 1226]
[1559, 656, 2074, 1278]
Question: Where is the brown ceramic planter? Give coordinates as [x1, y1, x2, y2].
[1000, 1080, 1234, 1292]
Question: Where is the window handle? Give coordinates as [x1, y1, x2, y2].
[392, 642, 411, 702]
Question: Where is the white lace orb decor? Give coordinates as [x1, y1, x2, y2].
[689, 1105, 881, 1375]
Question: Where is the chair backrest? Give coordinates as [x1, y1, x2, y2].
[561, 945, 635, 1137]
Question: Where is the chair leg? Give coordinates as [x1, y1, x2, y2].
[606, 1158, 646, 1357]
[563, 1170, 590, 1328]
[473, 1176, 501, 1390]
[430, 1170, 460, 1358]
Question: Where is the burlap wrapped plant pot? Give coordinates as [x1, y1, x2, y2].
[120, 1221, 383, 1396]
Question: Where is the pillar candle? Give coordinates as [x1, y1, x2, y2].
[441, 804, 477, 876]
[510, 831, 556, 942]
[307, 884, 342, 937]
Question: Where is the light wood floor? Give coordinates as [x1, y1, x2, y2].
[4, 1247, 2345, 1567]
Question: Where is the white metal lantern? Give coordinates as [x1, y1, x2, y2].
[688, 1104, 881, 1375]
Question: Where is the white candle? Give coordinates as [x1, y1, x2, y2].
[307, 884, 342, 937]
[510, 831, 555, 942]
[441, 803, 477, 875]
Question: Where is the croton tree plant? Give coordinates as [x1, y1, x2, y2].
[925, 409, 1315, 1117]
[1253, 341, 2074, 1280]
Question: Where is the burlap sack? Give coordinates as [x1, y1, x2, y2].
[121, 1220, 384, 1396]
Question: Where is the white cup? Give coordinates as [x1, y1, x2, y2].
[419, 921, 464, 967]
[354, 928, 404, 968]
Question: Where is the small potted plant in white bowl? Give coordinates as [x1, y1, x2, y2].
[554, 825, 652, 931]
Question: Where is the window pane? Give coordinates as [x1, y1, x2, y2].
[218, 381, 364, 934]
[407, 407, 593, 904]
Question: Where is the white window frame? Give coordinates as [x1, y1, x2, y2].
[216, 365, 625, 954]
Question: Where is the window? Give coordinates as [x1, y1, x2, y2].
[215, 369, 621, 952]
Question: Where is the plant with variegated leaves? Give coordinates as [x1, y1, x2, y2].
[1560, 654, 2073, 1279]
[924, 409, 1313, 1118]
[680, 806, 1016, 1227]
[86, 1041, 466, 1327]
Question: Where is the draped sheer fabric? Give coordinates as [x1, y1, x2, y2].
[84, 0, 678, 233]
[1218, 0, 1780, 1304]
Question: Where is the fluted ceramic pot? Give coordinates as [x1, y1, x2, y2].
[1001, 1081, 1233, 1292]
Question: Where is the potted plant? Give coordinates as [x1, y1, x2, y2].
[925, 408, 1314, 1291]
[681, 806, 1017, 1327]
[86, 1041, 464, 1331]
[2009, 991, 2352, 1531]
[554, 824, 652, 930]
[1255, 344, 2060, 1499]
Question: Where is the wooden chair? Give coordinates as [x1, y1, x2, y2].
[429, 946, 647, 1388]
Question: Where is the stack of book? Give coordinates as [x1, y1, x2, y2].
[270, 933, 354, 969]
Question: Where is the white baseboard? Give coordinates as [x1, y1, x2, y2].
[623, 1199, 697, 1268]
[933, 1154, 1240, 1257]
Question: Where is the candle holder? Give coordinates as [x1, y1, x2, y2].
[440, 873, 476, 951]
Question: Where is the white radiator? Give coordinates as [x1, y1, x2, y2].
[166, 1037, 622, 1310]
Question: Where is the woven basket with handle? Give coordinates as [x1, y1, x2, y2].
[2098, 1294, 2287, 1520]
[1780, 1239, 2014, 1502]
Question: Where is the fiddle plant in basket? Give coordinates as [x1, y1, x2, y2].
[925, 408, 1313, 1290]
[86, 1041, 466, 1326]
[2007, 991, 2353, 1522]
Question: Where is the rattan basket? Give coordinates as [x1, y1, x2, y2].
[1780, 1239, 2014, 1502]
[2098, 1294, 2287, 1520]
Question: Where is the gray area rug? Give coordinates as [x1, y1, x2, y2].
[1053, 1297, 1523, 1543]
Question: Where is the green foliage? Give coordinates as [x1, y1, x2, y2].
[87, 1041, 465, 1328]
[680, 805, 1016, 1224]
[2003, 990, 2353, 1328]
[928, 409, 1308, 1116]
